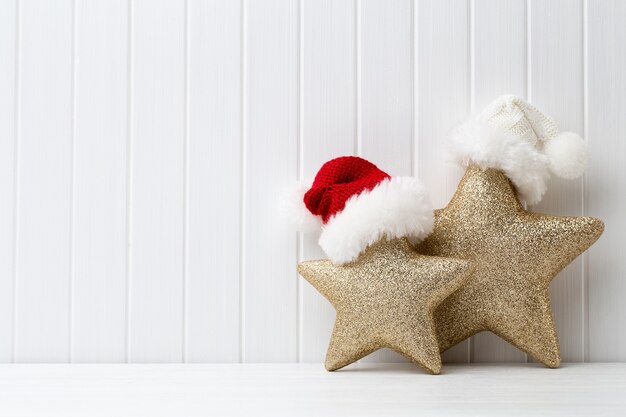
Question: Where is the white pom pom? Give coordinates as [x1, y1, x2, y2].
[544, 132, 587, 179]
[278, 182, 322, 233]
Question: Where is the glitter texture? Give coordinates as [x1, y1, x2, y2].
[297, 238, 473, 374]
[415, 166, 604, 367]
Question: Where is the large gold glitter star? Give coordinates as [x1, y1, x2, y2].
[297, 238, 473, 374]
[415, 166, 604, 367]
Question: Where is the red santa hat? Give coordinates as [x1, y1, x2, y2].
[284, 156, 433, 265]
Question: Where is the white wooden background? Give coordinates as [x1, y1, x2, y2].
[0, 0, 624, 364]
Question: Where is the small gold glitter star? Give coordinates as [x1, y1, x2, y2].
[415, 166, 604, 367]
[297, 238, 473, 374]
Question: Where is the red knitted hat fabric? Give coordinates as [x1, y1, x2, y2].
[303, 156, 390, 223]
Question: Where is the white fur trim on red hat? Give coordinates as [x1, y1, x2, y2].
[318, 177, 433, 265]
[279, 182, 322, 233]
[448, 95, 587, 206]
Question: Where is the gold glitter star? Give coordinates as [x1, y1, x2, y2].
[297, 238, 473, 374]
[415, 166, 604, 367]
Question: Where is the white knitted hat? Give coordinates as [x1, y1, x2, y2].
[448, 94, 587, 205]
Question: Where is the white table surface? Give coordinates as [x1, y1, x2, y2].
[0, 363, 624, 417]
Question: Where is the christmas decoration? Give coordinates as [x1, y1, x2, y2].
[293, 156, 473, 373]
[286, 156, 433, 265]
[290, 94, 604, 371]
[298, 238, 472, 373]
[415, 96, 604, 368]
[448, 94, 587, 206]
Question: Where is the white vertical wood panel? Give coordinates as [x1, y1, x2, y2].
[359, 0, 413, 363]
[587, 0, 626, 361]
[416, 0, 470, 363]
[471, 0, 528, 363]
[529, 0, 584, 362]
[186, 0, 241, 362]
[300, 0, 355, 362]
[129, 0, 186, 362]
[244, 0, 299, 362]
[360, 0, 413, 174]
[14, 0, 74, 362]
[0, 0, 17, 362]
[71, 0, 129, 363]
